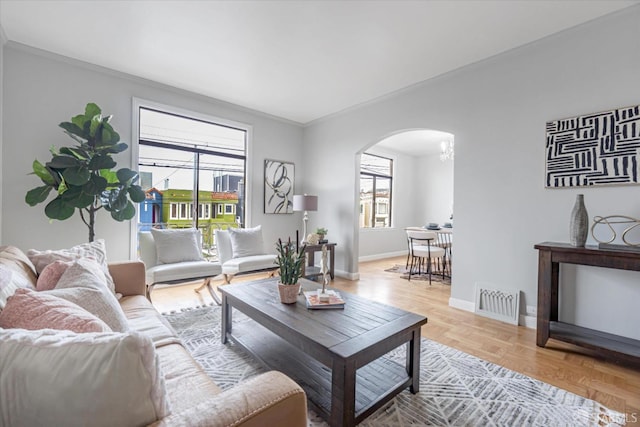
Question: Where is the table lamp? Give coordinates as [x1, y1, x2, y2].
[293, 194, 318, 244]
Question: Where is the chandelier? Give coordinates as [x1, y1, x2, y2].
[439, 140, 454, 161]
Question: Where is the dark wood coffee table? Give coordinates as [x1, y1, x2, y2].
[220, 278, 428, 427]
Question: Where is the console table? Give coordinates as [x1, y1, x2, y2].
[302, 242, 336, 280]
[534, 242, 640, 367]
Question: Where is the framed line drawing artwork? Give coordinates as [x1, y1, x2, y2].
[264, 159, 294, 214]
[545, 105, 640, 188]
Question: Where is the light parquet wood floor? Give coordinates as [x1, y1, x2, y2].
[151, 256, 640, 425]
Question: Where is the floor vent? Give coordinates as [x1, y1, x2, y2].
[474, 284, 520, 325]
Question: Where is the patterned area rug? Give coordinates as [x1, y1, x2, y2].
[164, 305, 623, 426]
[385, 264, 451, 284]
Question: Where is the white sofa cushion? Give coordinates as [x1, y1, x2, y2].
[27, 239, 116, 294]
[214, 229, 233, 264]
[45, 258, 129, 332]
[228, 225, 265, 258]
[0, 269, 20, 310]
[146, 260, 222, 285]
[222, 254, 278, 275]
[0, 328, 170, 427]
[151, 228, 204, 264]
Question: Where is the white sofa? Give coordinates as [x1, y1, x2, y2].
[0, 244, 308, 426]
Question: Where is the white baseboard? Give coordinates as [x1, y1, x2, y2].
[335, 270, 359, 280]
[448, 297, 475, 312]
[358, 251, 406, 263]
[519, 314, 536, 329]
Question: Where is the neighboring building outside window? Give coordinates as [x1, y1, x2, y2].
[198, 203, 211, 220]
[359, 153, 393, 228]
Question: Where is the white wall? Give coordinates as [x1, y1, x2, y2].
[304, 7, 640, 338]
[418, 153, 454, 227]
[2, 44, 303, 259]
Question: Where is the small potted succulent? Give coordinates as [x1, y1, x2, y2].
[275, 237, 306, 303]
[315, 227, 328, 243]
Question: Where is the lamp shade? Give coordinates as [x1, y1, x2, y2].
[293, 195, 318, 212]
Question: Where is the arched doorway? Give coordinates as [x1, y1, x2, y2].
[357, 129, 454, 262]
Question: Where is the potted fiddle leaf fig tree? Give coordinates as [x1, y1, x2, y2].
[274, 237, 306, 303]
[25, 102, 146, 242]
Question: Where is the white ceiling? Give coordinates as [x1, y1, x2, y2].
[1, 0, 637, 128]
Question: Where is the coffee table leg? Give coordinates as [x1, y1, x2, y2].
[221, 294, 232, 344]
[330, 359, 356, 427]
[406, 328, 421, 393]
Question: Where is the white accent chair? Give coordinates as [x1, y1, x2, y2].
[213, 227, 278, 284]
[406, 229, 446, 285]
[138, 230, 222, 300]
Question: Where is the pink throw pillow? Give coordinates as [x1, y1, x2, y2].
[0, 288, 112, 333]
[36, 260, 73, 291]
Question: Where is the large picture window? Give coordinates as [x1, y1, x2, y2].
[359, 153, 393, 228]
[137, 107, 247, 255]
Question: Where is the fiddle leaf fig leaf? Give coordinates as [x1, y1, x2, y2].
[85, 103, 101, 120]
[100, 169, 118, 185]
[101, 142, 127, 154]
[116, 168, 137, 184]
[128, 185, 146, 203]
[60, 146, 89, 160]
[44, 197, 75, 220]
[100, 128, 111, 146]
[60, 186, 93, 208]
[47, 155, 79, 169]
[109, 187, 128, 211]
[62, 166, 91, 185]
[88, 154, 116, 170]
[89, 117, 102, 139]
[58, 122, 85, 140]
[108, 129, 120, 144]
[26, 186, 52, 206]
[71, 114, 86, 129]
[111, 201, 135, 221]
[85, 174, 108, 195]
[32, 160, 55, 185]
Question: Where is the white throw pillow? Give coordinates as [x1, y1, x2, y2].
[0, 328, 170, 427]
[228, 226, 265, 258]
[45, 258, 129, 332]
[0, 268, 18, 310]
[150, 228, 204, 264]
[214, 229, 233, 264]
[27, 239, 115, 294]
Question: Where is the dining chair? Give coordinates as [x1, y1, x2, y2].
[435, 229, 453, 277]
[404, 227, 426, 269]
[405, 229, 446, 285]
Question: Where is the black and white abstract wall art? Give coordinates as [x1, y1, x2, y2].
[264, 159, 294, 214]
[546, 105, 640, 188]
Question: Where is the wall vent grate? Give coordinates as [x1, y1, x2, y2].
[474, 284, 520, 325]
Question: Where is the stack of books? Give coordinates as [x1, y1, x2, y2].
[303, 289, 345, 309]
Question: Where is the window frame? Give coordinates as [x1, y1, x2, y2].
[132, 98, 254, 258]
[359, 153, 393, 229]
